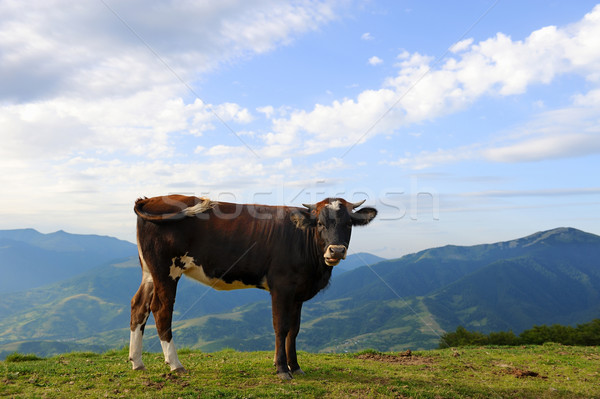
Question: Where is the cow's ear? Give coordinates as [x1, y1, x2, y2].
[352, 207, 377, 226]
[291, 209, 315, 230]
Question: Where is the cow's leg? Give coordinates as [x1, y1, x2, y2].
[129, 265, 154, 371]
[286, 301, 304, 376]
[151, 276, 185, 373]
[271, 289, 294, 380]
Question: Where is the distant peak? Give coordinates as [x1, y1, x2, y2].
[0, 228, 40, 233]
[0, 228, 43, 241]
[515, 227, 597, 247]
[530, 227, 584, 238]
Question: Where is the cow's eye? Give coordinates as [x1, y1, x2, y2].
[317, 221, 325, 229]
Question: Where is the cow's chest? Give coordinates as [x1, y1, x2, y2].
[293, 265, 333, 301]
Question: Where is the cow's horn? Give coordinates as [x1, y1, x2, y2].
[351, 199, 366, 209]
[302, 203, 316, 211]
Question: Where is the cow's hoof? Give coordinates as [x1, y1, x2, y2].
[277, 371, 293, 380]
[172, 367, 187, 374]
[291, 368, 305, 376]
[132, 365, 147, 371]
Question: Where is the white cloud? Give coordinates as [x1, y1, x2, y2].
[450, 38, 473, 53]
[0, 91, 248, 160]
[2, 2, 600, 250]
[389, 87, 600, 169]
[368, 56, 383, 66]
[264, 4, 600, 160]
[205, 144, 247, 157]
[361, 32, 374, 41]
[277, 158, 293, 169]
[483, 133, 600, 163]
[219, 1, 336, 54]
[0, 0, 344, 239]
[213, 103, 254, 124]
[461, 187, 600, 198]
[0, 0, 342, 162]
[0, 0, 339, 101]
[387, 146, 479, 170]
[268, 88, 401, 155]
[256, 105, 275, 118]
[573, 88, 600, 106]
[0, 0, 340, 166]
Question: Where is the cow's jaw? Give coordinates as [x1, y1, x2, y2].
[324, 258, 341, 266]
[324, 245, 347, 266]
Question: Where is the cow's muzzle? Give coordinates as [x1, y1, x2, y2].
[324, 245, 347, 266]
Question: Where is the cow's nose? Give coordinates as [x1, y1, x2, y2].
[328, 245, 347, 259]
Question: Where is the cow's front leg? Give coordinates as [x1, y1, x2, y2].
[286, 301, 304, 375]
[271, 289, 294, 380]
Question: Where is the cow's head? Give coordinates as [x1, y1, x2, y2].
[291, 198, 377, 266]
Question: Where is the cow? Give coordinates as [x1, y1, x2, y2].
[129, 195, 377, 379]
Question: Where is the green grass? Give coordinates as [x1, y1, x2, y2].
[1, 343, 599, 398]
[4, 353, 44, 363]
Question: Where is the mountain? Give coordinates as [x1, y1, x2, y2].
[320, 227, 600, 303]
[425, 228, 600, 333]
[169, 227, 600, 353]
[331, 252, 386, 277]
[303, 227, 600, 350]
[0, 229, 137, 293]
[1, 227, 599, 359]
[0, 245, 382, 357]
[0, 256, 269, 342]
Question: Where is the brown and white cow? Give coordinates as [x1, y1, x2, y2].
[129, 195, 377, 379]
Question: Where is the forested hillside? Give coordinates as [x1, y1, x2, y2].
[1, 227, 599, 359]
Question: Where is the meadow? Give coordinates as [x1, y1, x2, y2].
[2, 343, 599, 398]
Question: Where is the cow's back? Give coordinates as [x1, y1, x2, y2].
[135, 197, 325, 296]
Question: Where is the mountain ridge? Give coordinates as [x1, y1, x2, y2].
[1, 226, 599, 359]
[0, 228, 137, 293]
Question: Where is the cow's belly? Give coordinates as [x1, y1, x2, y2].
[169, 254, 269, 291]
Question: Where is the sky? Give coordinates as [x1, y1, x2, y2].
[1, 0, 599, 258]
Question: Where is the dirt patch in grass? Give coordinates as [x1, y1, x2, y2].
[509, 368, 547, 379]
[142, 379, 165, 390]
[356, 350, 435, 366]
[494, 363, 547, 379]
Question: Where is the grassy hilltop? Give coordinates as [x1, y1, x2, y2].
[2, 344, 599, 398]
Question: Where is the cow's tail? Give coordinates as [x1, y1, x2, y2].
[134, 196, 215, 223]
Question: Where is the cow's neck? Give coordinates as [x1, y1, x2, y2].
[306, 227, 334, 292]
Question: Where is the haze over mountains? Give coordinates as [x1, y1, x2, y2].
[0, 229, 136, 293]
[0, 227, 599, 359]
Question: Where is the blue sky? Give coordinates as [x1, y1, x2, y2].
[1, 1, 599, 258]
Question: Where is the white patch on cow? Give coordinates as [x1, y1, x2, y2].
[129, 324, 145, 370]
[185, 263, 260, 291]
[169, 253, 197, 280]
[183, 197, 215, 217]
[160, 340, 184, 371]
[137, 235, 154, 284]
[169, 254, 266, 291]
[326, 200, 341, 211]
[141, 268, 153, 285]
[130, 234, 154, 371]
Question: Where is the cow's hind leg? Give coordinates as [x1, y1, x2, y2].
[129, 267, 154, 371]
[151, 276, 186, 373]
